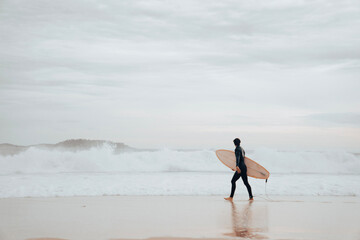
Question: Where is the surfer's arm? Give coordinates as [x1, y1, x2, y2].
[235, 149, 240, 167]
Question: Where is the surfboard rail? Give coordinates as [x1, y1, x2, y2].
[215, 149, 270, 180]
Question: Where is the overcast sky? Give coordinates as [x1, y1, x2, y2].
[0, 0, 359, 151]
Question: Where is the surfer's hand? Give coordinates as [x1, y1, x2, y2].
[236, 166, 240, 173]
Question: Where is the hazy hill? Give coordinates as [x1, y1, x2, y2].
[0, 139, 136, 156]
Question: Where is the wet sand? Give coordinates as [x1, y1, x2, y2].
[0, 196, 359, 240]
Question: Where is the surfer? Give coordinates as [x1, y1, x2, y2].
[225, 138, 253, 201]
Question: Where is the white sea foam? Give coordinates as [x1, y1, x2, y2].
[1, 144, 359, 174]
[0, 144, 359, 197]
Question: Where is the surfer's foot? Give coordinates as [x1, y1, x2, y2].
[249, 197, 254, 201]
[224, 197, 233, 201]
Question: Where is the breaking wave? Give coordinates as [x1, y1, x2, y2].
[0, 143, 359, 175]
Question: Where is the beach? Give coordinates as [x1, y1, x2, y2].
[1, 145, 360, 239]
[1, 0, 360, 238]
[1, 195, 360, 240]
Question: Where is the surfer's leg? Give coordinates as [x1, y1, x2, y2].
[241, 172, 253, 199]
[230, 171, 241, 198]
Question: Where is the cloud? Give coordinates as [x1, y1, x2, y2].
[0, 0, 359, 149]
[302, 113, 360, 127]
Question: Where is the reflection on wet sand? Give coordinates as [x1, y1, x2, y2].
[224, 201, 268, 239]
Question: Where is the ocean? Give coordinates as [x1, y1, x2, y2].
[1, 140, 359, 198]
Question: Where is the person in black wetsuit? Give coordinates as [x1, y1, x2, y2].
[224, 138, 253, 201]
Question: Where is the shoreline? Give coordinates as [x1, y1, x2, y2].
[1, 195, 360, 240]
[1, 193, 360, 200]
[4, 194, 359, 201]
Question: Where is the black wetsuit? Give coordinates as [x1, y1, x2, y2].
[230, 146, 253, 198]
